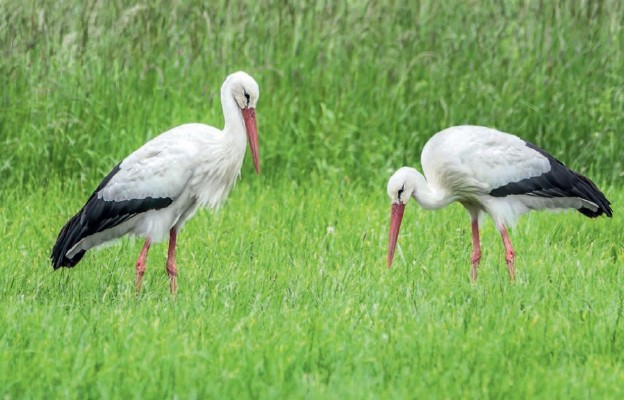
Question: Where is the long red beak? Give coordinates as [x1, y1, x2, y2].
[242, 107, 260, 174]
[387, 203, 405, 268]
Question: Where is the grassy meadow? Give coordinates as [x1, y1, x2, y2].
[1, 0, 624, 398]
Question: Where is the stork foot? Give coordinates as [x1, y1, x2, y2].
[169, 276, 177, 296]
[469, 218, 481, 283]
[166, 229, 178, 295]
[135, 239, 151, 294]
[167, 264, 178, 296]
[505, 249, 516, 282]
[136, 271, 145, 294]
[499, 225, 516, 282]
[470, 251, 481, 283]
[470, 265, 478, 283]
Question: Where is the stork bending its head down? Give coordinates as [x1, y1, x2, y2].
[51, 71, 261, 294]
[386, 125, 612, 281]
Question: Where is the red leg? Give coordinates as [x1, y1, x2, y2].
[470, 218, 481, 282]
[499, 225, 516, 282]
[166, 228, 178, 295]
[136, 238, 152, 293]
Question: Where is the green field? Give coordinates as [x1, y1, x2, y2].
[1, 1, 623, 398]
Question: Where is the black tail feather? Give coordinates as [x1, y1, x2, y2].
[51, 211, 88, 269]
[492, 142, 614, 219]
[572, 172, 613, 218]
[50, 193, 173, 270]
[50, 164, 123, 270]
[50, 163, 176, 269]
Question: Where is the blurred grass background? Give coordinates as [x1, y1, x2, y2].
[1, 0, 622, 191]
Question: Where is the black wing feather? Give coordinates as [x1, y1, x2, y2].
[489, 142, 612, 218]
[50, 164, 173, 269]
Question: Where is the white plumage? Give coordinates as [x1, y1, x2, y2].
[386, 125, 612, 281]
[51, 71, 261, 294]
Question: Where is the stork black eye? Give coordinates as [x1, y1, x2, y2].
[398, 185, 405, 200]
[244, 90, 250, 104]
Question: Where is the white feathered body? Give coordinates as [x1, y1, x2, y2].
[413, 125, 609, 227]
[68, 123, 247, 257]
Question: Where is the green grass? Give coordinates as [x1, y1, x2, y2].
[1, 179, 623, 398]
[1, 0, 624, 398]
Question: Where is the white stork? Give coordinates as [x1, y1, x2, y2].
[51, 71, 260, 294]
[386, 125, 612, 281]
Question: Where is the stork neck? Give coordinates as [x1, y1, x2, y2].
[221, 88, 246, 145]
[411, 171, 453, 210]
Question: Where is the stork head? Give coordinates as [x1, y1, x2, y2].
[386, 167, 419, 268]
[387, 167, 419, 206]
[224, 71, 261, 174]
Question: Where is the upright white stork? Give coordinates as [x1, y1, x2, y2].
[51, 71, 261, 294]
[386, 125, 612, 281]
